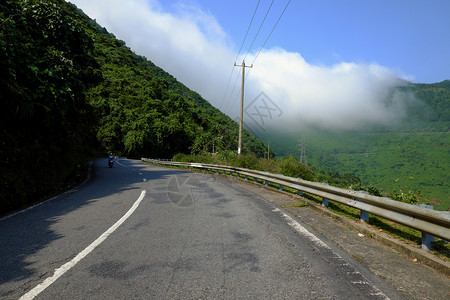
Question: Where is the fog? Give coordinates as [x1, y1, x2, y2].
[70, 0, 416, 132]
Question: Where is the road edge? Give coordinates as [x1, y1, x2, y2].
[0, 160, 95, 222]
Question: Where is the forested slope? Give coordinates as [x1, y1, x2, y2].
[0, 0, 266, 214]
[269, 81, 450, 210]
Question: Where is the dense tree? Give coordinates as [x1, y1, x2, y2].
[0, 0, 267, 214]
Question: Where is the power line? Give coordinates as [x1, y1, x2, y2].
[224, 70, 242, 114]
[220, 0, 261, 111]
[219, 68, 235, 110]
[251, 0, 292, 65]
[235, 0, 261, 63]
[225, 0, 276, 113]
[222, 0, 292, 117]
[243, 0, 275, 62]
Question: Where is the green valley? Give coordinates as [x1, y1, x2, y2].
[264, 81, 449, 210]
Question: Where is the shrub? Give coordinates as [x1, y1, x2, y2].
[278, 155, 316, 181]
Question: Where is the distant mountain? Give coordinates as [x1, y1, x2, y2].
[260, 80, 450, 209]
[0, 0, 267, 214]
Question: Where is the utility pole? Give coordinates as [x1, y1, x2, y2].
[234, 60, 253, 156]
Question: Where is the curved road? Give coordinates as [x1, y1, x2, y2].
[0, 159, 404, 299]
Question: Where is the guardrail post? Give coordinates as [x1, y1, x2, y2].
[422, 232, 434, 251]
[245, 175, 248, 180]
[359, 191, 370, 223]
[321, 183, 329, 207]
[254, 177, 258, 183]
[298, 190, 303, 196]
[265, 180, 270, 186]
[417, 204, 435, 250]
[279, 185, 284, 191]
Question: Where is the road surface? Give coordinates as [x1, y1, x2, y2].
[1, 159, 405, 299]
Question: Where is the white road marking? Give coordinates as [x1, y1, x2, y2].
[20, 190, 147, 300]
[115, 160, 126, 167]
[272, 207, 329, 248]
[272, 207, 389, 299]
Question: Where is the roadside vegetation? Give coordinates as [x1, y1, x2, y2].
[172, 153, 433, 204]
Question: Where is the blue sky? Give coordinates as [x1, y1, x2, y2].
[168, 0, 450, 84]
[69, 0, 449, 130]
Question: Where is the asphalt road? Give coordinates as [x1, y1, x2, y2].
[0, 159, 405, 299]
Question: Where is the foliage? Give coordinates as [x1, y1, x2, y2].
[0, 0, 99, 213]
[77, 5, 268, 159]
[232, 154, 259, 169]
[0, 0, 268, 214]
[388, 177, 428, 205]
[278, 155, 316, 181]
[173, 153, 384, 196]
[266, 128, 449, 210]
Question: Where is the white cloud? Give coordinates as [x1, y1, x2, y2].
[70, 0, 414, 131]
[245, 48, 413, 130]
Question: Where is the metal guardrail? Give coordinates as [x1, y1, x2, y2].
[142, 158, 450, 249]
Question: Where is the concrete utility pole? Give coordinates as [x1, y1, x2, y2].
[234, 60, 253, 156]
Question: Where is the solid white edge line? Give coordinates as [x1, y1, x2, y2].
[20, 190, 147, 300]
[272, 207, 390, 300]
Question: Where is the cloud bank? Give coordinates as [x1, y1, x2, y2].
[70, 0, 414, 131]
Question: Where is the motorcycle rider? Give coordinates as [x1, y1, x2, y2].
[107, 153, 115, 167]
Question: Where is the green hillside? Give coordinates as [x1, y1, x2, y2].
[265, 81, 450, 210]
[0, 0, 266, 214]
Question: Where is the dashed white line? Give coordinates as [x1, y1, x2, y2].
[20, 190, 147, 300]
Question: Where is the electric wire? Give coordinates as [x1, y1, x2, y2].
[223, 0, 292, 116]
[243, 0, 275, 62]
[220, 0, 261, 111]
[225, 0, 273, 113]
[245, 0, 292, 81]
[235, 0, 261, 63]
[219, 68, 235, 110]
[224, 69, 242, 114]
[251, 0, 292, 66]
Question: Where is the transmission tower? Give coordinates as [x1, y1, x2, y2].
[299, 136, 307, 166]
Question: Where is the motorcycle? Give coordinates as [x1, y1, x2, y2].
[108, 157, 114, 168]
